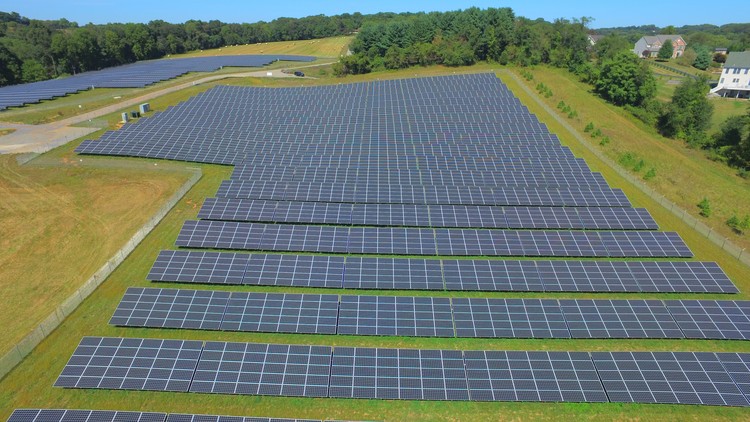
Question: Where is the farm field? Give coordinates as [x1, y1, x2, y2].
[176, 35, 354, 58]
[0, 64, 749, 422]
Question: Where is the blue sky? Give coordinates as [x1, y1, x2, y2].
[1, 0, 739, 28]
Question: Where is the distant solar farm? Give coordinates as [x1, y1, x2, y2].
[13, 73, 750, 418]
[0, 55, 314, 110]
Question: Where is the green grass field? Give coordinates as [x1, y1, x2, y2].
[1, 63, 750, 421]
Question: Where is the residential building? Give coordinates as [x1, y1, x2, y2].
[587, 34, 604, 46]
[633, 35, 687, 58]
[711, 51, 750, 98]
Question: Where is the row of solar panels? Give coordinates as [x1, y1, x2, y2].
[198, 199, 658, 230]
[0, 55, 314, 110]
[175, 221, 691, 257]
[111, 287, 750, 340]
[215, 182, 630, 206]
[224, 169, 608, 189]
[8, 409, 335, 422]
[56, 336, 750, 406]
[148, 251, 735, 293]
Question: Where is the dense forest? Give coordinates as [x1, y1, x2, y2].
[2, 8, 749, 86]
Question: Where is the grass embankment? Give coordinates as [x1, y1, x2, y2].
[517, 66, 750, 253]
[0, 64, 749, 421]
[176, 35, 353, 59]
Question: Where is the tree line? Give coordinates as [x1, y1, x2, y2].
[0, 10, 373, 86]
[334, 8, 592, 75]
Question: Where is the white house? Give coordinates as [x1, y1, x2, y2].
[711, 51, 750, 99]
[633, 35, 686, 58]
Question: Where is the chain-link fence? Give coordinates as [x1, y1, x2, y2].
[502, 70, 748, 267]
[0, 167, 202, 380]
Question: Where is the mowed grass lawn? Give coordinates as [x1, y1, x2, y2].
[0, 64, 750, 420]
[176, 35, 353, 58]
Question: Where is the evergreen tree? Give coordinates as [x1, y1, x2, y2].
[658, 39, 674, 60]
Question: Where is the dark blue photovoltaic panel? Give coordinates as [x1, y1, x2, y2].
[591, 352, 749, 406]
[328, 347, 470, 401]
[463, 351, 607, 402]
[189, 342, 331, 397]
[7, 410, 167, 422]
[452, 298, 569, 338]
[54, 337, 202, 392]
[664, 300, 750, 340]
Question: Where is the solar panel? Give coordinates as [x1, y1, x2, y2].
[342, 257, 444, 290]
[7, 410, 167, 422]
[716, 353, 750, 401]
[665, 300, 750, 340]
[110, 287, 230, 330]
[190, 342, 331, 397]
[452, 298, 569, 338]
[463, 351, 607, 402]
[54, 337, 202, 392]
[337, 296, 454, 337]
[243, 254, 345, 288]
[591, 352, 749, 406]
[220, 292, 339, 334]
[559, 299, 684, 339]
[328, 347, 470, 400]
[166, 414, 319, 422]
[147, 250, 250, 285]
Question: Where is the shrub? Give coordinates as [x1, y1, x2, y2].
[599, 136, 610, 146]
[568, 110, 578, 119]
[643, 167, 657, 180]
[697, 198, 711, 218]
[584, 122, 595, 133]
[633, 160, 645, 172]
[557, 101, 566, 109]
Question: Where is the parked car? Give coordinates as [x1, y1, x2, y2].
[294, 71, 305, 77]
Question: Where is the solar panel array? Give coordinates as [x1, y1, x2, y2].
[54, 337, 750, 406]
[174, 220, 691, 257]
[110, 288, 750, 340]
[0, 55, 314, 110]
[7, 409, 324, 422]
[54, 73, 747, 414]
[198, 199, 658, 230]
[147, 251, 737, 293]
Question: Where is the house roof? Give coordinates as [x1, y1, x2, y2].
[725, 51, 750, 68]
[642, 35, 684, 45]
[588, 34, 604, 42]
